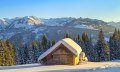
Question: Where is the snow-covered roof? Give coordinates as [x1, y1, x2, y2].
[38, 38, 82, 61]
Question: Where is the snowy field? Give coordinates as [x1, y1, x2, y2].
[1, 61, 120, 72]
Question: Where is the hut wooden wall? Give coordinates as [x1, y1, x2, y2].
[42, 44, 75, 65]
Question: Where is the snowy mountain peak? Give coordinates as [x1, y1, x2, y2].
[0, 16, 43, 29]
[0, 19, 4, 24]
[20, 16, 43, 25]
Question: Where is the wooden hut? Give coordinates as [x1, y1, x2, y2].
[38, 38, 82, 65]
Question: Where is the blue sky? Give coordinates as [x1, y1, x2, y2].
[0, 0, 120, 22]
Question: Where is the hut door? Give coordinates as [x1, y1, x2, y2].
[53, 54, 60, 64]
[60, 54, 67, 64]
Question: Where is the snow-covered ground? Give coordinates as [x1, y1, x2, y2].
[1, 61, 120, 72]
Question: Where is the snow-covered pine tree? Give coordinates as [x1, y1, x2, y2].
[76, 34, 83, 46]
[16, 43, 29, 64]
[32, 42, 39, 63]
[117, 29, 120, 59]
[28, 44, 34, 64]
[96, 29, 110, 61]
[38, 41, 43, 55]
[47, 40, 51, 48]
[82, 32, 96, 61]
[41, 34, 48, 50]
[17, 43, 26, 64]
[109, 29, 120, 60]
[15, 46, 20, 65]
[82, 33, 88, 53]
[23, 44, 29, 64]
[28, 41, 39, 63]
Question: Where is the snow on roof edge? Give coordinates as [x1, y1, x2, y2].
[38, 38, 82, 61]
[38, 40, 62, 61]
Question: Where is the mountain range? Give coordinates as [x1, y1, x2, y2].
[0, 16, 118, 45]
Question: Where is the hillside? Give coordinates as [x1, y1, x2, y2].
[108, 22, 120, 29]
[0, 16, 116, 45]
[1, 61, 120, 72]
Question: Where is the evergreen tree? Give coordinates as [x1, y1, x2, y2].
[38, 41, 43, 55]
[0, 40, 15, 66]
[64, 33, 71, 38]
[82, 33, 89, 42]
[0, 41, 6, 66]
[96, 29, 110, 61]
[47, 41, 51, 49]
[28, 44, 34, 64]
[76, 34, 83, 45]
[32, 42, 39, 63]
[82, 33, 96, 61]
[5, 40, 15, 65]
[23, 44, 29, 64]
[51, 39, 56, 46]
[75, 34, 82, 43]
[109, 29, 120, 60]
[18, 43, 25, 64]
[41, 34, 48, 49]
[28, 41, 39, 63]
[15, 46, 21, 65]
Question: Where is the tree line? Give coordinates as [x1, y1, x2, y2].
[0, 40, 15, 66]
[0, 29, 120, 66]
